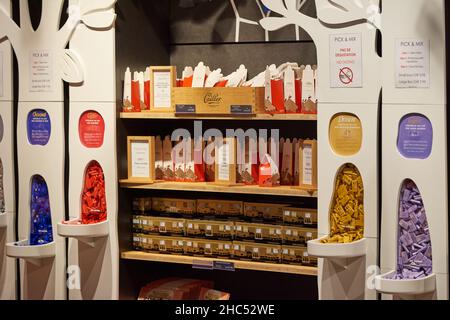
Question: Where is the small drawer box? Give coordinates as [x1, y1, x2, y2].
[282, 245, 317, 266]
[244, 203, 287, 222]
[140, 216, 186, 236]
[234, 223, 283, 244]
[197, 199, 243, 219]
[233, 241, 282, 263]
[184, 238, 233, 258]
[283, 207, 318, 227]
[152, 198, 197, 215]
[282, 226, 317, 245]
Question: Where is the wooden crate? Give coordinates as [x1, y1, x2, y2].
[172, 87, 265, 115]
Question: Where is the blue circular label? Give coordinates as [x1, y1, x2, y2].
[27, 109, 51, 146]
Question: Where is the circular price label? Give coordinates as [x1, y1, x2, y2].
[329, 113, 362, 156]
[397, 114, 433, 159]
[79, 111, 105, 149]
[27, 109, 51, 146]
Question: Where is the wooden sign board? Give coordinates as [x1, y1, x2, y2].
[149, 66, 176, 112]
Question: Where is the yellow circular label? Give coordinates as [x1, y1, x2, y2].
[329, 113, 362, 156]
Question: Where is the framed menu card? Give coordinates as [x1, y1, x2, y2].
[127, 136, 155, 183]
[150, 66, 176, 112]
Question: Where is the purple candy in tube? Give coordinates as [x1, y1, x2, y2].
[387, 179, 433, 280]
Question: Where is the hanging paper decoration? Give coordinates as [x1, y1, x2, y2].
[30, 175, 53, 245]
[388, 179, 433, 280]
[81, 161, 107, 224]
[321, 163, 364, 244]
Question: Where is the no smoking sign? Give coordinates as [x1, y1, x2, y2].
[330, 33, 363, 88]
[339, 67, 354, 85]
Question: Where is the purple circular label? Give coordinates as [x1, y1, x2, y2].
[397, 114, 432, 159]
[27, 109, 51, 146]
[0, 114, 3, 143]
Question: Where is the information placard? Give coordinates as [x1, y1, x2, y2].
[329, 113, 363, 156]
[397, 114, 433, 159]
[79, 111, 105, 149]
[330, 34, 363, 88]
[395, 39, 430, 88]
[150, 67, 176, 111]
[127, 136, 155, 182]
[29, 50, 53, 93]
[131, 141, 150, 178]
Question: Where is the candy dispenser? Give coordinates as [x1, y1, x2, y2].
[376, 0, 448, 300]
[0, 0, 16, 300]
[56, 0, 119, 300]
[260, 0, 381, 299]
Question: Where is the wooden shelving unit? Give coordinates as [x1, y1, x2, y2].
[121, 251, 318, 276]
[120, 180, 318, 198]
[120, 112, 317, 121]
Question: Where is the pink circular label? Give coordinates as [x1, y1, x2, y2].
[79, 111, 105, 149]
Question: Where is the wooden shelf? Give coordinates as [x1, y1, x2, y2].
[119, 180, 317, 198]
[121, 251, 318, 276]
[120, 112, 317, 121]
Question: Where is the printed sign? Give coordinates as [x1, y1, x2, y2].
[395, 39, 430, 88]
[0, 51, 3, 97]
[153, 71, 172, 108]
[217, 143, 230, 181]
[397, 114, 433, 159]
[79, 111, 105, 149]
[131, 140, 151, 178]
[330, 34, 363, 88]
[27, 109, 51, 146]
[329, 113, 363, 156]
[30, 50, 53, 93]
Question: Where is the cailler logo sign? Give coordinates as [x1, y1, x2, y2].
[203, 92, 222, 106]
